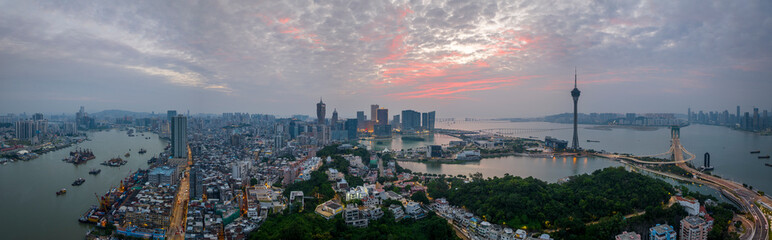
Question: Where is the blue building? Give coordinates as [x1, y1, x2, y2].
[649, 224, 677, 240]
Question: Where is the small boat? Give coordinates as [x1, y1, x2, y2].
[765, 163, 772, 167]
[759, 155, 770, 159]
[124, 152, 130, 157]
[586, 140, 600, 143]
[89, 169, 101, 175]
[751, 150, 760, 154]
[138, 149, 147, 154]
[56, 188, 67, 195]
[72, 178, 85, 186]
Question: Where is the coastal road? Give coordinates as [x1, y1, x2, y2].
[597, 143, 770, 240]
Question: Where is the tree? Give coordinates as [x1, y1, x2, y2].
[250, 177, 258, 186]
[411, 190, 430, 204]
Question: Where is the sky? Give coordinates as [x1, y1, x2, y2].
[1, 0, 771, 118]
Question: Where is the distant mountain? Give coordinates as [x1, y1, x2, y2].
[90, 109, 155, 119]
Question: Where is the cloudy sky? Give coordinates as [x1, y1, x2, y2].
[1, 0, 770, 118]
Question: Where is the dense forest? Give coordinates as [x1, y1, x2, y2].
[250, 211, 458, 240]
[432, 167, 675, 230]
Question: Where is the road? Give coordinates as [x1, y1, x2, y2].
[598, 136, 769, 240]
[168, 167, 190, 240]
[168, 147, 192, 240]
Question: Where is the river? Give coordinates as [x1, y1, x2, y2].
[395, 121, 772, 195]
[0, 129, 166, 240]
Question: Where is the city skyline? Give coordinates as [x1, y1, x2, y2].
[1, 1, 771, 117]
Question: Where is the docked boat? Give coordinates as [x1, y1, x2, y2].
[147, 157, 158, 164]
[751, 150, 761, 154]
[138, 149, 147, 154]
[759, 155, 770, 159]
[56, 188, 67, 195]
[72, 178, 86, 186]
[64, 148, 96, 165]
[89, 169, 101, 175]
[101, 158, 127, 167]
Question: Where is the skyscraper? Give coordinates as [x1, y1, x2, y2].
[370, 104, 379, 123]
[736, 106, 740, 125]
[171, 114, 188, 158]
[377, 108, 388, 126]
[571, 69, 581, 149]
[316, 98, 326, 125]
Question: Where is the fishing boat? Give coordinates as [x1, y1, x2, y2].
[89, 169, 101, 175]
[750, 150, 760, 154]
[56, 188, 67, 195]
[759, 155, 770, 159]
[765, 163, 772, 167]
[124, 152, 130, 157]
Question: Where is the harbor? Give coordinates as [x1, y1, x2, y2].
[0, 129, 167, 240]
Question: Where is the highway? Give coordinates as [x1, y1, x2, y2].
[599, 134, 769, 240]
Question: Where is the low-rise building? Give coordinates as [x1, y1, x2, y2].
[389, 204, 405, 221]
[615, 231, 641, 240]
[649, 224, 677, 240]
[315, 199, 344, 220]
[343, 204, 369, 227]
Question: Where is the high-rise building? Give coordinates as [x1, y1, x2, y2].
[370, 104, 379, 123]
[377, 108, 388, 126]
[392, 115, 400, 130]
[190, 165, 204, 200]
[171, 114, 188, 158]
[402, 110, 421, 131]
[331, 109, 339, 127]
[744, 112, 751, 130]
[345, 119, 358, 140]
[753, 107, 760, 130]
[167, 110, 177, 122]
[356, 111, 365, 130]
[426, 111, 435, 130]
[317, 98, 326, 125]
[421, 112, 428, 130]
[736, 106, 741, 125]
[571, 69, 581, 149]
[15, 120, 36, 140]
[679, 216, 708, 240]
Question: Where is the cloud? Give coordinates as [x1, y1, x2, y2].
[0, 0, 771, 116]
